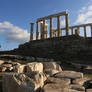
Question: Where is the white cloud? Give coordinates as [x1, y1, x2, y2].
[0, 21, 30, 43]
[75, 4, 92, 24]
[88, 5, 92, 10]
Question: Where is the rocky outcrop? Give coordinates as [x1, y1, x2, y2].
[1, 35, 92, 65]
[0, 59, 91, 92]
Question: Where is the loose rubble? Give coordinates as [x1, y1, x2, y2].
[0, 55, 91, 92]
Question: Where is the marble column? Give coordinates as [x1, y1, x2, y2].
[57, 16, 61, 37]
[91, 25, 92, 37]
[50, 17, 53, 38]
[71, 28, 74, 35]
[30, 23, 34, 41]
[36, 21, 39, 40]
[43, 19, 46, 39]
[77, 27, 80, 36]
[40, 22, 43, 39]
[84, 26, 87, 37]
[45, 23, 48, 39]
[65, 14, 69, 36]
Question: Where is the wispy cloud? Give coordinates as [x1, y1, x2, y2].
[75, 4, 92, 24]
[0, 21, 30, 43]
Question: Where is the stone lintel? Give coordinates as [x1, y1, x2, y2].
[37, 11, 67, 22]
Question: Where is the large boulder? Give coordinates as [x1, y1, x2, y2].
[42, 62, 62, 71]
[72, 78, 90, 85]
[69, 84, 85, 91]
[42, 83, 70, 92]
[26, 62, 43, 73]
[13, 65, 25, 73]
[2, 64, 12, 68]
[0, 63, 13, 72]
[2, 73, 45, 92]
[2, 73, 35, 92]
[0, 66, 7, 72]
[0, 60, 5, 65]
[54, 71, 83, 80]
[86, 89, 92, 92]
[44, 69, 60, 76]
[25, 71, 46, 89]
[45, 77, 70, 85]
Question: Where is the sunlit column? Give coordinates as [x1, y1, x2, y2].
[77, 27, 80, 36]
[65, 14, 69, 36]
[57, 16, 61, 37]
[36, 21, 39, 40]
[71, 27, 74, 35]
[30, 22, 34, 41]
[45, 23, 48, 39]
[43, 19, 46, 39]
[91, 25, 92, 37]
[84, 26, 87, 38]
[50, 17, 53, 38]
[40, 22, 43, 39]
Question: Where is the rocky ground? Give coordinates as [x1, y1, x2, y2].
[0, 55, 92, 92]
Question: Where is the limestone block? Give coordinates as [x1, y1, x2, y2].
[0, 60, 5, 65]
[2, 73, 35, 92]
[54, 71, 83, 80]
[72, 78, 90, 85]
[42, 83, 70, 92]
[42, 62, 62, 71]
[13, 65, 25, 73]
[2, 64, 12, 68]
[26, 62, 43, 73]
[86, 89, 92, 92]
[0, 66, 7, 72]
[44, 69, 60, 76]
[25, 71, 45, 89]
[69, 84, 85, 91]
[45, 77, 70, 85]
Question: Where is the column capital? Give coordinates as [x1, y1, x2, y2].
[30, 22, 34, 24]
[36, 21, 39, 23]
[30, 22, 34, 41]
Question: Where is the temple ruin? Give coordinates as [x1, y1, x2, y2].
[30, 11, 92, 41]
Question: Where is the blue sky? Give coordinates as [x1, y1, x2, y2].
[0, 0, 92, 51]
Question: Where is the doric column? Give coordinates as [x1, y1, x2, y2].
[30, 22, 34, 41]
[71, 27, 74, 35]
[36, 21, 39, 40]
[65, 14, 69, 36]
[45, 23, 48, 39]
[91, 25, 92, 37]
[84, 26, 86, 38]
[57, 16, 61, 37]
[50, 17, 53, 38]
[43, 19, 46, 39]
[40, 22, 43, 39]
[77, 27, 80, 36]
